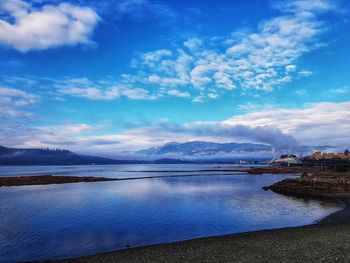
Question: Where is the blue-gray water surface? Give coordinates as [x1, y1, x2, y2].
[0, 164, 342, 262]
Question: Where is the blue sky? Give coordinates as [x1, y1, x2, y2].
[0, 0, 349, 156]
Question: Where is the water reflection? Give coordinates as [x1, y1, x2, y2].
[0, 164, 255, 177]
[0, 169, 342, 262]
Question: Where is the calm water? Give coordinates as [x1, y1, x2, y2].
[0, 163, 253, 178]
[0, 164, 342, 262]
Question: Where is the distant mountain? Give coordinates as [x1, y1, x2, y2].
[135, 141, 338, 160]
[153, 158, 190, 164]
[0, 143, 339, 166]
[0, 145, 145, 165]
[136, 141, 273, 158]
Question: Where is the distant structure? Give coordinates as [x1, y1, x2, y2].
[310, 150, 350, 160]
[268, 154, 302, 166]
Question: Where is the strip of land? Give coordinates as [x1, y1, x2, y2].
[0, 167, 306, 187]
[0, 172, 267, 187]
[0, 175, 118, 187]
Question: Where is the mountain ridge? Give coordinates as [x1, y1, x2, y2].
[137, 141, 272, 157]
[0, 142, 338, 165]
[0, 145, 144, 165]
[134, 141, 338, 160]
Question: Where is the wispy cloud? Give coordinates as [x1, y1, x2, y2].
[54, 77, 157, 100]
[0, 86, 40, 118]
[298, 70, 313, 77]
[223, 101, 350, 146]
[3, 101, 349, 155]
[323, 86, 350, 96]
[272, 0, 338, 13]
[15, 76, 195, 101]
[2, 0, 339, 102]
[117, 0, 339, 101]
[0, 0, 100, 52]
[167, 89, 191, 98]
[38, 123, 96, 135]
[159, 122, 298, 150]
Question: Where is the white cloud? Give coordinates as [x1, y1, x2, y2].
[298, 70, 313, 76]
[8, 0, 336, 102]
[0, 0, 100, 52]
[223, 101, 350, 146]
[274, 0, 337, 14]
[0, 86, 39, 118]
[57, 86, 155, 100]
[167, 89, 190, 98]
[184, 38, 202, 50]
[135, 49, 173, 67]
[324, 86, 349, 96]
[39, 123, 96, 135]
[207, 93, 219, 99]
[59, 124, 94, 135]
[238, 102, 275, 112]
[285, 65, 297, 72]
[120, 87, 155, 100]
[54, 78, 157, 100]
[124, 101, 349, 149]
[2, 101, 349, 154]
[126, 0, 337, 100]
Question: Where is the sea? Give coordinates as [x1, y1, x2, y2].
[0, 164, 342, 262]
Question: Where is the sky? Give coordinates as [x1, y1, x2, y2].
[0, 0, 349, 156]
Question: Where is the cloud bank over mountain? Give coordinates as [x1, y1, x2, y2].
[0, 101, 348, 157]
[0, 0, 348, 157]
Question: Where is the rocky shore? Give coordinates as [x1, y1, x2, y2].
[0, 175, 118, 187]
[263, 172, 350, 197]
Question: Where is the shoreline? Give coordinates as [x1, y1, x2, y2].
[0, 167, 305, 187]
[263, 173, 350, 197]
[318, 197, 350, 225]
[56, 196, 350, 263]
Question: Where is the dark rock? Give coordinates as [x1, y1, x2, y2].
[264, 174, 350, 197]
